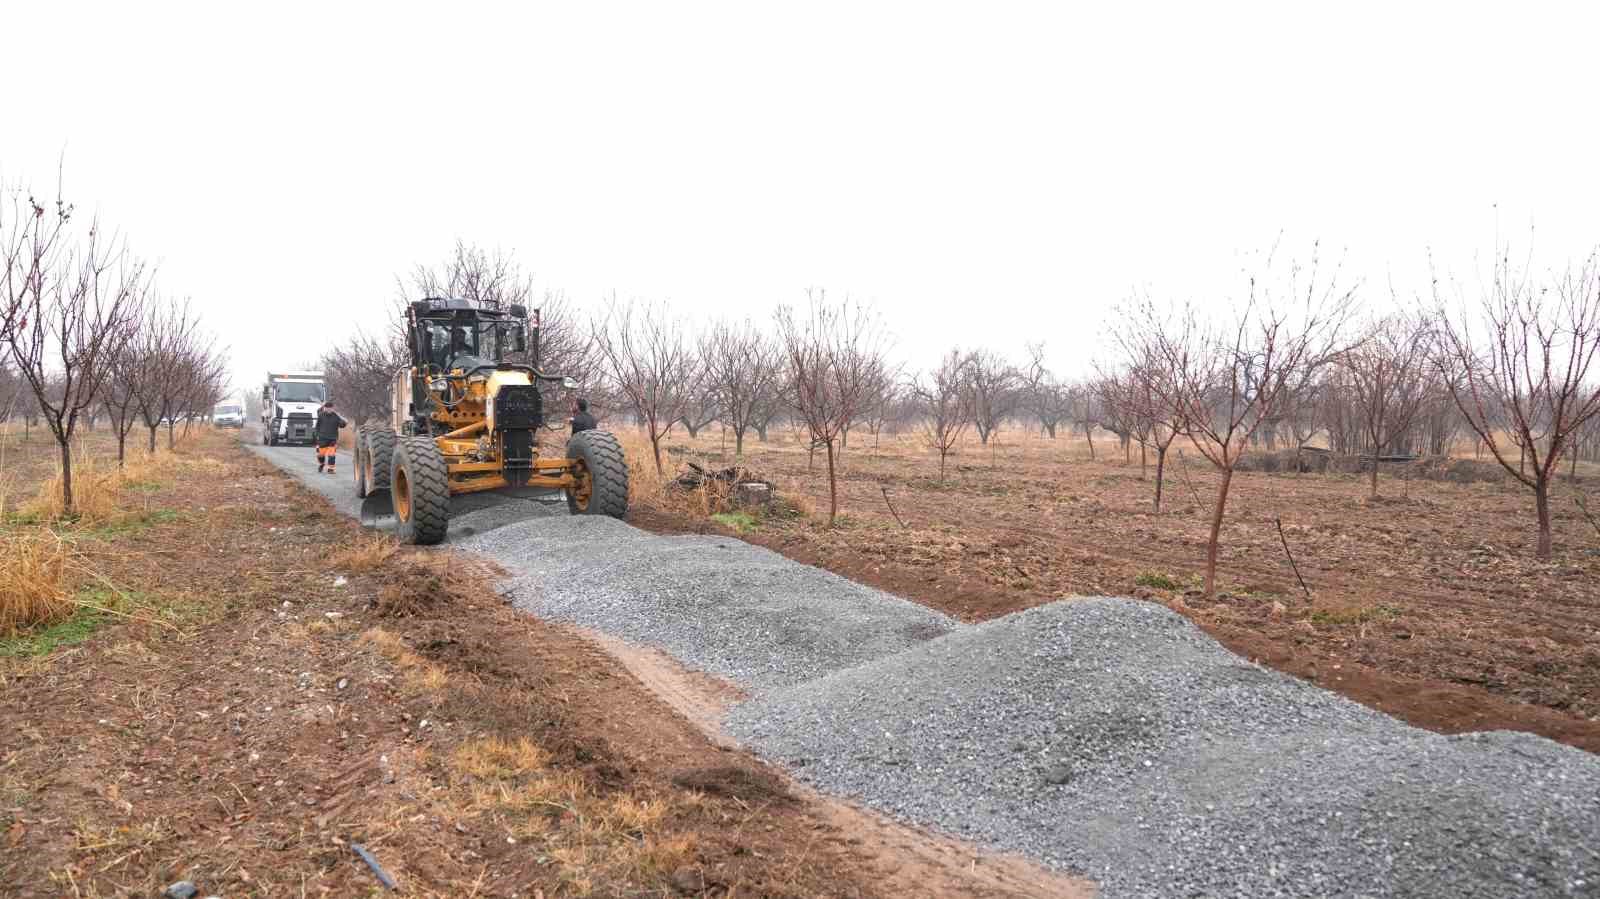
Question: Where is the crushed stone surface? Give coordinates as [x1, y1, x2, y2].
[459, 515, 957, 692]
[726, 598, 1600, 898]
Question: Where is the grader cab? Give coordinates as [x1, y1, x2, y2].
[355, 298, 628, 544]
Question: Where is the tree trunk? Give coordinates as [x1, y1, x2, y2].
[167, 420, 176, 449]
[1370, 456, 1380, 498]
[117, 432, 127, 467]
[734, 426, 745, 458]
[58, 439, 74, 516]
[825, 439, 839, 525]
[1153, 446, 1167, 512]
[1203, 465, 1235, 598]
[1045, 422, 1057, 439]
[148, 425, 158, 453]
[1085, 424, 1096, 460]
[938, 449, 947, 483]
[650, 432, 664, 475]
[1139, 442, 1147, 480]
[1535, 479, 1552, 558]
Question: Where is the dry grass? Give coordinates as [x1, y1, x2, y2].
[372, 551, 478, 618]
[326, 533, 401, 573]
[446, 733, 694, 895]
[0, 530, 72, 635]
[20, 435, 224, 524]
[359, 627, 450, 692]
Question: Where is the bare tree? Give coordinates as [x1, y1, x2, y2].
[594, 297, 696, 475]
[1434, 248, 1600, 557]
[915, 348, 973, 481]
[860, 364, 903, 450]
[775, 290, 890, 525]
[1067, 379, 1100, 459]
[1341, 314, 1433, 496]
[102, 335, 147, 465]
[1022, 343, 1074, 439]
[128, 299, 204, 453]
[324, 330, 406, 426]
[173, 336, 229, 444]
[0, 188, 148, 513]
[1134, 249, 1353, 596]
[963, 349, 1019, 445]
[678, 380, 721, 439]
[700, 318, 783, 456]
[1094, 371, 1143, 467]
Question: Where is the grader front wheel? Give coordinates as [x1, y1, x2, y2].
[565, 430, 629, 518]
[392, 436, 450, 545]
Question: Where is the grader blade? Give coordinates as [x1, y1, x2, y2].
[359, 488, 396, 529]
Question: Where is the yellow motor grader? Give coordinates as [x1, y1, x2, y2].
[355, 298, 628, 545]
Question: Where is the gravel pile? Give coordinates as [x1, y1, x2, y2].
[726, 597, 1600, 898]
[459, 516, 957, 692]
[445, 489, 565, 539]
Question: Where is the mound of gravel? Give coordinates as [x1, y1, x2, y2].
[726, 597, 1600, 898]
[458, 516, 957, 692]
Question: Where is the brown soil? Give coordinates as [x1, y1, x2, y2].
[630, 431, 1600, 756]
[0, 434, 1081, 897]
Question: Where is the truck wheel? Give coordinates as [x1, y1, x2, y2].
[565, 430, 628, 518]
[391, 437, 449, 545]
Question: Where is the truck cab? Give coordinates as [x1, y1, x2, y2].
[261, 371, 327, 446]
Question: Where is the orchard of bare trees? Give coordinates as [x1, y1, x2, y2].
[320, 236, 1600, 596]
[0, 179, 230, 515]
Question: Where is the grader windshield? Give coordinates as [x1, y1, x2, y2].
[415, 310, 526, 372]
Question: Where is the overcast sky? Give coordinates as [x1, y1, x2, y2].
[7, 1, 1599, 399]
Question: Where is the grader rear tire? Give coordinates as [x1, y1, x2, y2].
[391, 437, 449, 545]
[366, 428, 397, 492]
[565, 430, 628, 518]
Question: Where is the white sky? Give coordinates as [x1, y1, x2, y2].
[7, 1, 1599, 398]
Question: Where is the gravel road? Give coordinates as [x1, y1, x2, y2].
[458, 516, 957, 692]
[727, 598, 1600, 898]
[252, 439, 1600, 897]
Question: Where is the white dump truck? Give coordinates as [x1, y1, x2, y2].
[260, 371, 327, 446]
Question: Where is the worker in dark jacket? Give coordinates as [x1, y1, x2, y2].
[314, 401, 348, 474]
[569, 398, 596, 436]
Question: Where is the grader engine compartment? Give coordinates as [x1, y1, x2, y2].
[354, 296, 628, 545]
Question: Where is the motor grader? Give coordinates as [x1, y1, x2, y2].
[354, 297, 628, 545]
